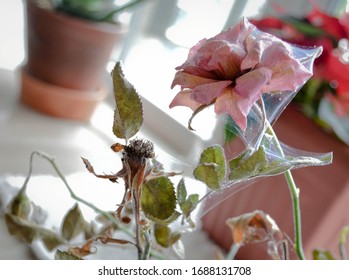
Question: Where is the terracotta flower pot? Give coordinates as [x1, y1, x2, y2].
[24, 0, 126, 90]
[20, 68, 107, 121]
[21, 0, 127, 121]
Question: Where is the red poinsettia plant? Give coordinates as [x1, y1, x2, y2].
[250, 6, 349, 145]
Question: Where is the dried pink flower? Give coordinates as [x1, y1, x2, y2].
[170, 17, 313, 131]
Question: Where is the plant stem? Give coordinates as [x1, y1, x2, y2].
[256, 97, 305, 260]
[27, 151, 133, 235]
[142, 229, 152, 260]
[266, 125, 306, 260]
[226, 243, 240, 260]
[339, 226, 349, 260]
[132, 188, 143, 260]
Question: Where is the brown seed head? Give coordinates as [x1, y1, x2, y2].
[124, 139, 155, 160]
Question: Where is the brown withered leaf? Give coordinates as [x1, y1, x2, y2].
[81, 157, 92, 171]
[55, 250, 83, 260]
[81, 157, 119, 181]
[226, 210, 282, 246]
[111, 142, 125, 153]
[68, 239, 96, 258]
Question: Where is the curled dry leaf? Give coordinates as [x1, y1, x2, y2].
[226, 210, 285, 259]
[68, 239, 96, 258]
[81, 157, 119, 182]
[226, 210, 282, 245]
[111, 142, 125, 153]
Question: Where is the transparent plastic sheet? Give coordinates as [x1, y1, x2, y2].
[223, 133, 333, 185]
[198, 136, 333, 218]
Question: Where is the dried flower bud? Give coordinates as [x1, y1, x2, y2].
[123, 139, 155, 160]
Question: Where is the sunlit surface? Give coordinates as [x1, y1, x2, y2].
[0, 0, 25, 70]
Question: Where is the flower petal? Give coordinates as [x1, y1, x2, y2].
[177, 19, 252, 80]
[215, 89, 248, 131]
[241, 34, 274, 70]
[192, 80, 232, 104]
[215, 17, 255, 45]
[243, 35, 312, 93]
[169, 90, 201, 111]
[207, 43, 246, 79]
[233, 68, 272, 123]
[177, 41, 226, 79]
[171, 71, 217, 90]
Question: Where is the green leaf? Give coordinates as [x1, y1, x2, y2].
[112, 62, 143, 141]
[56, 0, 148, 23]
[154, 223, 171, 247]
[141, 177, 176, 221]
[180, 194, 199, 218]
[229, 147, 267, 181]
[176, 178, 187, 205]
[154, 223, 181, 248]
[313, 249, 335, 260]
[193, 145, 226, 190]
[61, 203, 88, 241]
[282, 16, 327, 38]
[199, 145, 226, 180]
[177, 179, 200, 225]
[54, 250, 83, 260]
[145, 210, 181, 225]
[194, 163, 221, 190]
[5, 213, 64, 251]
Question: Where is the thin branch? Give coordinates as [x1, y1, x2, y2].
[339, 226, 349, 260]
[256, 97, 306, 260]
[265, 122, 305, 260]
[26, 151, 130, 235]
[226, 243, 240, 260]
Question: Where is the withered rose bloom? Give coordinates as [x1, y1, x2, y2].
[170, 18, 313, 131]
